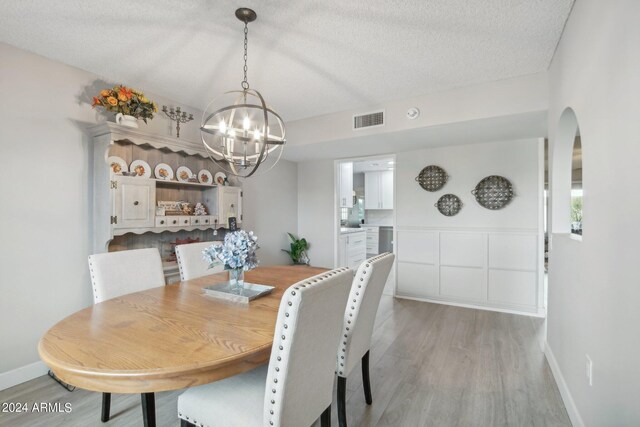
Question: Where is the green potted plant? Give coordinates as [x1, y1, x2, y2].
[282, 233, 310, 265]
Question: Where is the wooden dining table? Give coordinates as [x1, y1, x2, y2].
[38, 265, 327, 427]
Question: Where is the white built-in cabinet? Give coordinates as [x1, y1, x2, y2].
[360, 225, 380, 255]
[90, 123, 243, 253]
[338, 162, 354, 208]
[338, 231, 367, 271]
[364, 171, 393, 209]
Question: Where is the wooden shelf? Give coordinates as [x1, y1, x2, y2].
[153, 178, 218, 188]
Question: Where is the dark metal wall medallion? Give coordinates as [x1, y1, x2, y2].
[472, 175, 514, 210]
[435, 194, 463, 216]
[415, 165, 448, 192]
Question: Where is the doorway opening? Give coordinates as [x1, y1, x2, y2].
[334, 155, 396, 295]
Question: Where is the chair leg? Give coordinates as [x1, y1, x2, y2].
[140, 392, 155, 427]
[321, 404, 331, 427]
[337, 376, 347, 427]
[362, 350, 372, 405]
[101, 392, 111, 422]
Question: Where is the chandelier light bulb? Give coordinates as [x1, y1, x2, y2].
[243, 116, 251, 130]
[219, 120, 227, 134]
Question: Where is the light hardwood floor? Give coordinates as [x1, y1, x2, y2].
[0, 297, 569, 426]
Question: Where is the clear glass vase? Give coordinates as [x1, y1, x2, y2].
[229, 268, 245, 291]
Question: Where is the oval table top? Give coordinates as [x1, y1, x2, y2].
[38, 265, 327, 394]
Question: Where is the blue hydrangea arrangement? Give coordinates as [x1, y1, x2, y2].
[203, 230, 259, 271]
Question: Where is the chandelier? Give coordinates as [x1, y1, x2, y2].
[201, 8, 286, 178]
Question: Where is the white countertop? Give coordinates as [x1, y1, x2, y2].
[340, 227, 367, 235]
[360, 224, 393, 227]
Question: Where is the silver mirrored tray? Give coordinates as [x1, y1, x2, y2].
[203, 282, 275, 303]
[435, 194, 463, 216]
[415, 165, 448, 192]
[471, 175, 514, 210]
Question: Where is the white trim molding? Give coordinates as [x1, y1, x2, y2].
[396, 294, 546, 318]
[544, 341, 585, 427]
[0, 361, 48, 391]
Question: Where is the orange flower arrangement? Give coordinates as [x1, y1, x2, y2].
[92, 84, 158, 123]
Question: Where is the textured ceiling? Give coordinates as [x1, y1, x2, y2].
[0, 0, 573, 121]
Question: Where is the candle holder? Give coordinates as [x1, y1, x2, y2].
[162, 105, 194, 138]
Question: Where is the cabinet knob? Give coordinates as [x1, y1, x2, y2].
[172, 220, 177, 224]
[160, 220, 165, 225]
[133, 201, 139, 206]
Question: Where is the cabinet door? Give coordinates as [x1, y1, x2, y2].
[364, 172, 380, 209]
[113, 177, 155, 229]
[219, 187, 243, 227]
[380, 170, 394, 209]
[339, 162, 353, 208]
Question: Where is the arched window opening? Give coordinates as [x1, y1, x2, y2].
[570, 134, 582, 235]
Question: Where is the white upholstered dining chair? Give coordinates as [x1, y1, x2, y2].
[178, 267, 353, 427]
[87, 247, 166, 422]
[336, 252, 395, 427]
[175, 241, 224, 281]
[88, 247, 165, 304]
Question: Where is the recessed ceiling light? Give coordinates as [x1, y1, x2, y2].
[387, 161, 394, 164]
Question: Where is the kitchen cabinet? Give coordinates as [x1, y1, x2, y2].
[339, 162, 354, 208]
[364, 170, 393, 209]
[338, 230, 366, 270]
[360, 225, 380, 255]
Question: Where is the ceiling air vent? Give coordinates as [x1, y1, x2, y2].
[353, 110, 385, 131]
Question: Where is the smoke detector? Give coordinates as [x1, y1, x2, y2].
[406, 107, 420, 120]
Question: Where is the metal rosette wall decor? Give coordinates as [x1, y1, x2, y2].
[415, 165, 448, 192]
[435, 194, 463, 216]
[471, 175, 514, 210]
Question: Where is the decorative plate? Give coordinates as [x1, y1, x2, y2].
[472, 175, 514, 210]
[107, 156, 128, 175]
[435, 194, 463, 216]
[214, 172, 227, 185]
[176, 166, 194, 182]
[130, 160, 151, 178]
[154, 163, 174, 180]
[415, 165, 448, 192]
[198, 169, 213, 184]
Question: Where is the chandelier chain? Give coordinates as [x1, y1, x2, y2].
[242, 21, 249, 89]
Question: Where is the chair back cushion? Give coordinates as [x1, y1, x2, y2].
[88, 248, 165, 304]
[338, 252, 395, 377]
[176, 241, 224, 281]
[264, 267, 352, 427]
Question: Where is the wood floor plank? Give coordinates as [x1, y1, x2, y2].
[1, 297, 570, 427]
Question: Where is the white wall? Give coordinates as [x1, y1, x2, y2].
[241, 159, 298, 266]
[0, 42, 295, 386]
[286, 72, 548, 148]
[395, 139, 543, 314]
[397, 139, 540, 230]
[545, 1, 640, 425]
[297, 159, 335, 269]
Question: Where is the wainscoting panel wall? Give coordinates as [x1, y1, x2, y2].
[396, 228, 541, 315]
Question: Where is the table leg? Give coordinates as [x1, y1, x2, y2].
[141, 392, 155, 427]
[101, 392, 111, 422]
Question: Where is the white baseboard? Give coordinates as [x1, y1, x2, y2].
[544, 342, 584, 427]
[394, 294, 546, 318]
[0, 361, 48, 391]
